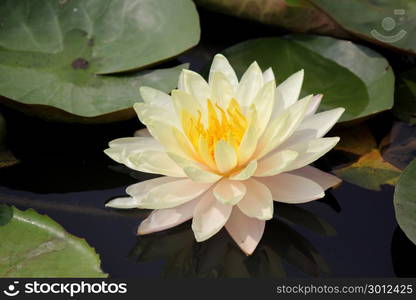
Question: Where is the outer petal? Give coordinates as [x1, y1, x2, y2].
[140, 86, 173, 110]
[127, 151, 186, 177]
[213, 179, 247, 205]
[171, 89, 202, 117]
[259, 173, 325, 203]
[209, 54, 239, 89]
[236, 61, 263, 107]
[106, 197, 139, 209]
[237, 179, 273, 220]
[238, 107, 258, 165]
[126, 177, 179, 200]
[192, 189, 233, 242]
[137, 199, 198, 235]
[289, 166, 341, 190]
[133, 102, 179, 127]
[215, 140, 238, 174]
[136, 179, 212, 209]
[225, 207, 265, 255]
[275, 69, 304, 113]
[179, 69, 210, 104]
[305, 94, 322, 117]
[251, 80, 275, 137]
[256, 94, 312, 159]
[281, 137, 340, 172]
[255, 150, 298, 177]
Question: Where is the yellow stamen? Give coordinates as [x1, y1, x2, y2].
[181, 99, 248, 168]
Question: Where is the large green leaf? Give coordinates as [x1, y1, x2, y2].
[393, 69, 416, 125]
[222, 35, 394, 122]
[0, 0, 199, 74]
[0, 0, 199, 122]
[310, 0, 416, 55]
[0, 206, 107, 277]
[394, 159, 416, 246]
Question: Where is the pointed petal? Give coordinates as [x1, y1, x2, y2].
[210, 71, 235, 107]
[305, 94, 322, 117]
[230, 160, 257, 181]
[299, 107, 345, 138]
[237, 179, 273, 220]
[137, 199, 198, 235]
[171, 89, 202, 117]
[213, 179, 247, 205]
[133, 102, 179, 127]
[290, 166, 341, 190]
[192, 189, 233, 242]
[139, 86, 173, 111]
[126, 177, 179, 200]
[251, 80, 275, 137]
[238, 107, 258, 165]
[259, 173, 325, 203]
[225, 207, 265, 255]
[277, 69, 304, 110]
[140, 179, 212, 209]
[236, 61, 263, 107]
[106, 197, 139, 209]
[209, 54, 238, 88]
[215, 140, 238, 174]
[255, 150, 298, 177]
[179, 69, 210, 104]
[127, 151, 186, 177]
[262, 67, 275, 84]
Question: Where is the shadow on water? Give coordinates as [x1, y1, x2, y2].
[129, 203, 335, 278]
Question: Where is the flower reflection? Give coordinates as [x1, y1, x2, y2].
[130, 202, 335, 278]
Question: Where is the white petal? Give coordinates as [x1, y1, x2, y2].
[106, 197, 139, 209]
[256, 94, 312, 159]
[290, 166, 341, 190]
[282, 137, 340, 171]
[276, 69, 304, 111]
[210, 71, 235, 107]
[236, 61, 263, 107]
[225, 207, 265, 255]
[127, 151, 186, 177]
[237, 179, 273, 220]
[140, 87, 173, 111]
[140, 179, 212, 209]
[179, 69, 210, 104]
[305, 94, 322, 117]
[192, 189, 233, 242]
[168, 152, 222, 183]
[137, 199, 198, 235]
[171, 89, 202, 117]
[299, 107, 344, 138]
[215, 140, 238, 174]
[133, 102, 179, 127]
[262, 67, 275, 84]
[259, 173, 325, 203]
[209, 54, 238, 89]
[255, 150, 298, 177]
[251, 80, 275, 137]
[126, 176, 178, 200]
[238, 107, 258, 165]
[230, 160, 257, 181]
[213, 179, 247, 205]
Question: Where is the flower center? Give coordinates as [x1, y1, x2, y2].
[181, 99, 248, 166]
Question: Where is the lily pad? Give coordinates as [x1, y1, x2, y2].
[0, 0, 200, 74]
[393, 69, 416, 125]
[0, 204, 13, 226]
[222, 35, 394, 122]
[0, 206, 107, 277]
[310, 0, 416, 55]
[394, 159, 416, 246]
[0, 0, 199, 122]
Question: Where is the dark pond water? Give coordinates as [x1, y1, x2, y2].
[0, 8, 415, 278]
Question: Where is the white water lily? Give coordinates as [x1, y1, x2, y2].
[105, 54, 344, 255]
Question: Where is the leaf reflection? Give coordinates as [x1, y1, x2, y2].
[130, 203, 335, 278]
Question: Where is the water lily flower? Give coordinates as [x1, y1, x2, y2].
[105, 54, 344, 255]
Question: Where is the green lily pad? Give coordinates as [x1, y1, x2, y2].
[393, 69, 416, 125]
[0, 0, 200, 74]
[0, 0, 199, 123]
[0, 206, 107, 277]
[0, 204, 13, 226]
[394, 159, 416, 246]
[310, 0, 416, 55]
[222, 35, 394, 122]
